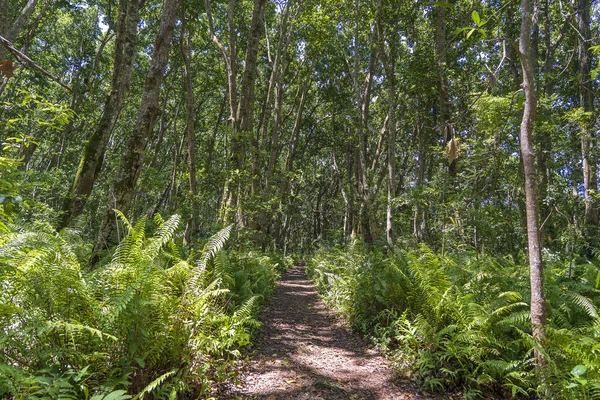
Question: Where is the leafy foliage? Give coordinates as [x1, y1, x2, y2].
[0, 215, 285, 398]
[308, 246, 600, 398]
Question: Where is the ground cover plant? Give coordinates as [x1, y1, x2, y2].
[308, 246, 600, 399]
[0, 217, 291, 398]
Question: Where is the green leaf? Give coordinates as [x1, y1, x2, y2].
[571, 365, 587, 377]
[472, 11, 481, 26]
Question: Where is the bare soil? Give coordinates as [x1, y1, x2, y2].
[223, 265, 446, 400]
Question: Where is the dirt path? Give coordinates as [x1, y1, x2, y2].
[224, 265, 440, 400]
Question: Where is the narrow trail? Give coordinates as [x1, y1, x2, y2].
[225, 265, 440, 400]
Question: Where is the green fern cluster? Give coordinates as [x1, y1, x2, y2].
[307, 245, 600, 399]
[0, 215, 281, 399]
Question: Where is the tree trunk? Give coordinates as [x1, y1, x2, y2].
[92, 0, 179, 260]
[226, 0, 266, 225]
[60, 0, 140, 229]
[414, 110, 428, 243]
[278, 80, 308, 246]
[209, 0, 266, 226]
[262, 2, 295, 194]
[376, 0, 397, 246]
[578, 0, 597, 229]
[349, 3, 376, 247]
[519, 0, 547, 368]
[181, 10, 198, 240]
[435, 3, 455, 176]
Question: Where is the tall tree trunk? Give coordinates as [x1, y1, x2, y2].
[435, 3, 455, 176]
[349, 2, 376, 247]
[278, 80, 308, 246]
[92, 0, 179, 260]
[226, 0, 266, 225]
[578, 0, 597, 229]
[208, 0, 266, 226]
[262, 2, 295, 194]
[205, 0, 238, 222]
[181, 9, 198, 241]
[519, 0, 547, 368]
[60, 0, 140, 229]
[376, 0, 396, 246]
[414, 109, 428, 243]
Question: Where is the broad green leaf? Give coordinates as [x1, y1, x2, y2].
[571, 365, 587, 377]
[472, 11, 481, 26]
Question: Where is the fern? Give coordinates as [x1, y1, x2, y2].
[134, 369, 177, 400]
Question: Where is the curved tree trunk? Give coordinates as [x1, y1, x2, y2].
[60, 0, 140, 229]
[92, 0, 179, 262]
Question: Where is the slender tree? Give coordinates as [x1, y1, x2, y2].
[578, 0, 597, 229]
[376, 0, 397, 246]
[519, 0, 547, 368]
[0, 0, 39, 59]
[181, 7, 198, 242]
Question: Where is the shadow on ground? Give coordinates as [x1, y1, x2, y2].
[221, 265, 441, 400]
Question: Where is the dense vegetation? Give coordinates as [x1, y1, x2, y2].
[309, 246, 600, 398]
[1, 218, 293, 398]
[0, 0, 599, 398]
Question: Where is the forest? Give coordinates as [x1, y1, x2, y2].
[0, 0, 599, 398]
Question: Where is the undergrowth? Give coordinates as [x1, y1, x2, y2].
[307, 244, 600, 399]
[0, 214, 293, 399]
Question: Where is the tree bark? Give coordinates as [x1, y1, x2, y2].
[60, 0, 140, 229]
[376, 0, 397, 246]
[435, 3, 455, 176]
[226, 0, 266, 225]
[92, 0, 179, 260]
[206, 92, 227, 176]
[577, 0, 597, 228]
[208, 0, 266, 226]
[262, 2, 295, 194]
[181, 9, 198, 240]
[519, 0, 547, 368]
[348, 3, 377, 247]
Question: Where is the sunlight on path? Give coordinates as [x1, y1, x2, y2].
[225, 265, 441, 400]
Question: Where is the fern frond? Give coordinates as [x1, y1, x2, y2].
[143, 214, 181, 261]
[47, 320, 118, 342]
[134, 369, 178, 400]
[112, 216, 146, 266]
[233, 296, 258, 321]
[196, 225, 233, 270]
[564, 291, 599, 319]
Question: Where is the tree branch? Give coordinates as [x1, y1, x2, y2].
[0, 34, 72, 92]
